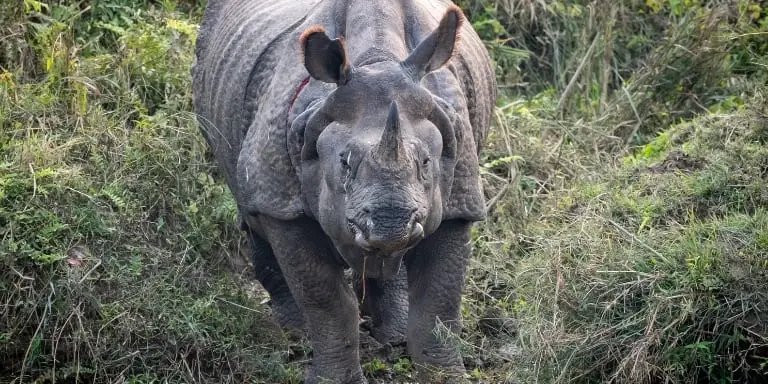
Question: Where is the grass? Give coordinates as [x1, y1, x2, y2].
[1, 2, 304, 383]
[1, 0, 767, 383]
[504, 102, 768, 383]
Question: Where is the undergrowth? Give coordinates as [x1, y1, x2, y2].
[1, 2, 301, 383]
[1, 0, 767, 383]
[507, 101, 768, 383]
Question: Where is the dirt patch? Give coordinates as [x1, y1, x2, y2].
[647, 151, 706, 173]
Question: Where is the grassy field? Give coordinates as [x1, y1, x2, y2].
[1, 0, 766, 383]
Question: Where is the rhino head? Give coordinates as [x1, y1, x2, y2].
[290, 7, 464, 278]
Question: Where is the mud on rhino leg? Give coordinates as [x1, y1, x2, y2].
[353, 265, 408, 346]
[404, 219, 472, 383]
[242, 217, 305, 335]
[259, 216, 366, 384]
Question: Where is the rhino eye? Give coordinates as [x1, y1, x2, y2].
[419, 157, 432, 181]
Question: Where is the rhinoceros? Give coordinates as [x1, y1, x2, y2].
[192, 0, 496, 382]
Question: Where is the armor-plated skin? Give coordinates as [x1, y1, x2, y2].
[192, 0, 496, 382]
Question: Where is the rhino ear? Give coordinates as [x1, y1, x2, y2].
[429, 98, 458, 160]
[301, 26, 350, 85]
[403, 5, 464, 80]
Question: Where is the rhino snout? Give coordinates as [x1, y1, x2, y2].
[347, 208, 424, 254]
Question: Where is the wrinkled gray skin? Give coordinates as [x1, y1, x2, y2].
[192, 0, 495, 382]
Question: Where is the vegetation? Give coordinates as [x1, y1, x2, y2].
[1, 0, 766, 383]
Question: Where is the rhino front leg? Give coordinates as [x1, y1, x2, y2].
[259, 216, 366, 384]
[353, 264, 408, 346]
[405, 219, 471, 383]
[242, 219, 305, 336]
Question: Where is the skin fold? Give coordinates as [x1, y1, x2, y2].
[192, 0, 496, 382]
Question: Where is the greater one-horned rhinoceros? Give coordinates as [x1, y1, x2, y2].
[192, 0, 496, 382]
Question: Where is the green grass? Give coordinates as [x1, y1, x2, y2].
[2, 0, 767, 383]
[504, 102, 768, 383]
[0, 3, 302, 383]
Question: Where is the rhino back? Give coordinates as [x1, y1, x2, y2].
[192, 0, 324, 216]
[193, 0, 496, 221]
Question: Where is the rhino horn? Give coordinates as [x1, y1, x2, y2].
[375, 101, 406, 164]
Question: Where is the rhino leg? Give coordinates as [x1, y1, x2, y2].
[259, 215, 366, 384]
[404, 219, 471, 383]
[353, 265, 408, 346]
[244, 224, 305, 335]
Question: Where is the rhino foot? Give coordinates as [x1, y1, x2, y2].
[369, 323, 406, 347]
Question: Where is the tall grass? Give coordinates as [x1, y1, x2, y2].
[459, 1, 768, 383]
[1, 2, 303, 382]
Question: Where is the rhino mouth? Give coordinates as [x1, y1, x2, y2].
[347, 220, 423, 256]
